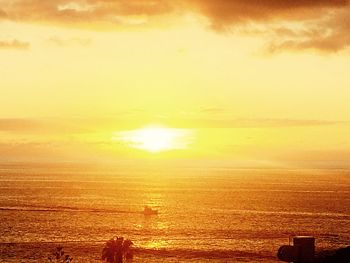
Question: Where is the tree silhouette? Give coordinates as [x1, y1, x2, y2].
[48, 246, 73, 263]
[102, 237, 133, 263]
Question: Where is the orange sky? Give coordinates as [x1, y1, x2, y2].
[1, 0, 350, 168]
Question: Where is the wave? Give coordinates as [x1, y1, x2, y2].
[213, 208, 350, 219]
[1, 205, 349, 219]
[134, 247, 275, 260]
[0, 241, 275, 260]
[0, 205, 140, 214]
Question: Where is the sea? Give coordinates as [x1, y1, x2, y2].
[0, 163, 349, 262]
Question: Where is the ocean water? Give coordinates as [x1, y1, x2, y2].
[0, 164, 349, 262]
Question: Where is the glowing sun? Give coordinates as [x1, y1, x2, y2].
[114, 126, 193, 153]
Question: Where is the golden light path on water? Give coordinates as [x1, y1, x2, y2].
[113, 126, 194, 153]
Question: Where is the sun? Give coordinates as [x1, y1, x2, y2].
[114, 126, 193, 153]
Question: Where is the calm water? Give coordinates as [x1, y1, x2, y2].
[0, 164, 349, 262]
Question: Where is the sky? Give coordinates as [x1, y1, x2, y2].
[1, 0, 350, 167]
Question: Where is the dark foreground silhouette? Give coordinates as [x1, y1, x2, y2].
[277, 236, 349, 263]
[46, 238, 349, 263]
[315, 246, 350, 263]
[102, 236, 133, 263]
[48, 246, 73, 263]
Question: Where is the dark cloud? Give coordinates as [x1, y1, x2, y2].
[188, 0, 348, 27]
[188, 0, 350, 52]
[1, 1, 350, 51]
[3, 1, 346, 28]
[266, 8, 350, 52]
[0, 39, 29, 50]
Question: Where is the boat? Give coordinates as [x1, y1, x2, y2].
[143, 206, 158, 216]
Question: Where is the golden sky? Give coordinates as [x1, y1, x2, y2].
[1, 0, 350, 167]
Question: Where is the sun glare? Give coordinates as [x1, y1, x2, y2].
[114, 126, 193, 153]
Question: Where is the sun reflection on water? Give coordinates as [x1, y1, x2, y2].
[144, 239, 170, 249]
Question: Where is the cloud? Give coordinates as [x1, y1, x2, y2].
[188, 0, 350, 52]
[187, 0, 348, 28]
[47, 36, 92, 47]
[155, 117, 342, 129]
[0, 119, 39, 131]
[219, 118, 341, 128]
[0, 141, 76, 162]
[1, 1, 350, 51]
[0, 39, 29, 50]
[0, 0, 175, 29]
[200, 107, 225, 114]
[0, 8, 7, 17]
[0, 117, 344, 134]
[0, 118, 91, 133]
[3, 1, 345, 29]
[266, 7, 350, 52]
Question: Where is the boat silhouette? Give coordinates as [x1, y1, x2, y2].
[143, 206, 158, 216]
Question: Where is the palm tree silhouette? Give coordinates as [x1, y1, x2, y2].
[48, 246, 73, 263]
[102, 237, 133, 263]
